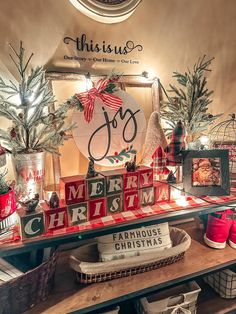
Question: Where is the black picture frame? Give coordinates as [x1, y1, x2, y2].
[182, 149, 230, 196]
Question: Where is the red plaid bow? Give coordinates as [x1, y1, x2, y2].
[75, 79, 122, 123]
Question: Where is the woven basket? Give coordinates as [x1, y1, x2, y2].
[203, 267, 236, 299]
[70, 227, 191, 284]
[135, 281, 201, 314]
[0, 249, 58, 314]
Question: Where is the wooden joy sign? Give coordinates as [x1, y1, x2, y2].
[72, 90, 146, 166]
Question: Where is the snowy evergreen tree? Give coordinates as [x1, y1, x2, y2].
[0, 42, 75, 155]
[160, 56, 222, 142]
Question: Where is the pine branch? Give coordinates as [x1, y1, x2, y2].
[9, 79, 19, 92]
[160, 56, 222, 141]
[0, 42, 75, 154]
[0, 130, 12, 142]
[0, 107, 22, 125]
[22, 53, 34, 74]
[0, 77, 19, 95]
[0, 99, 23, 110]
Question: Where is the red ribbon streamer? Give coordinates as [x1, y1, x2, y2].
[75, 79, 122, 123]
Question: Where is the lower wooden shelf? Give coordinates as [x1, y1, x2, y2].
[197, 279, 236, 314]
[25, 223, 236, 314]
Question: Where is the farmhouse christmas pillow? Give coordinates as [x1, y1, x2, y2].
[97, 222, 172, 262]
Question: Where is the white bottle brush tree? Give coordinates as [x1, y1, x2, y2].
[0, 41, 75, 155]
[160, 55, 222, 143]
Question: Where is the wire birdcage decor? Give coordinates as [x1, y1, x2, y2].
[210, 113, 236, 177]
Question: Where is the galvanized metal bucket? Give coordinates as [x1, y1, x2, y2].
[12, 152, 45, 199]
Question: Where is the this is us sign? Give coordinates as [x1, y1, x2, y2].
[63, 33, 143, 65]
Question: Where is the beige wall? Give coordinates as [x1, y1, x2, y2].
[0, 0, 236, 182]
[0, 0, 235, 116]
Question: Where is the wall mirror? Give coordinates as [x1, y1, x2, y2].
[69, 0, 142, 24]
[45, 72, 160, 190]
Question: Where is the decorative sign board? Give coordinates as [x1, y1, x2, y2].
[18, 166, 154, 240]
[72, 90, 146, 166]
[97, 222, 172, 261]
[63, 34, 143, 66]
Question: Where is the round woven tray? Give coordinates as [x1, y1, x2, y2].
[70, 227, 191, 284]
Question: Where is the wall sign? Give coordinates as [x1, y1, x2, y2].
[64, 34, 143, 55]
[63, 34, 143, 65]
[72, 90, 146, 166]
[97, 222, 172, 262]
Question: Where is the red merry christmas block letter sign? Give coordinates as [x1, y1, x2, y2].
[138, 166, 153, 189]
[67, 202, 88, 226]
[154, 181, 170, 203]
[107, 193, 123, 214]
[140, 186, 155, 207]
[103, 169, 123, 196]
[88, 197, 106, 220]
[17, 207, 45, 240]
[60, 175, 86, 205]
[121, 170, 139, 192]
[87, 175, 106, 200]
[124, 190, 139, 211]
[42, 202, 68, 232]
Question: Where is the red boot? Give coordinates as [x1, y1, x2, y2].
[204, 210, 233, 249]
[228, 215, 236, 249]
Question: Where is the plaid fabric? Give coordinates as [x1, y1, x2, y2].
[1, 192, 236, 243]
[152, 157, 158, 178]
[204, 268, 236, 299]
[165, 121, 185, 166]
[45, 192, 236, 237]
[152, 146, 166, 167]
[152, 146, 167, 180]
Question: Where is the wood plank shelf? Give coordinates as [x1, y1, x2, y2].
[2, 199, 236, 258]
[24, 223, 236, 314]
